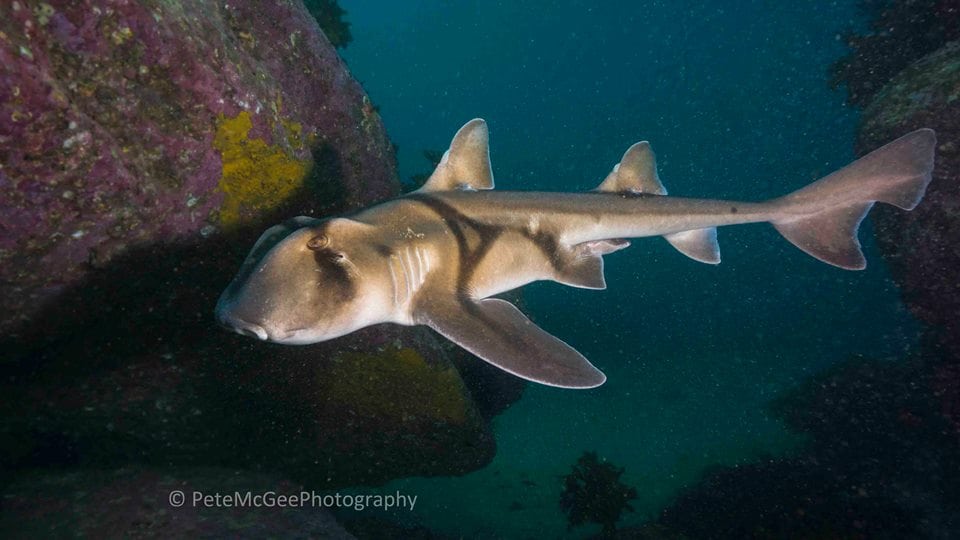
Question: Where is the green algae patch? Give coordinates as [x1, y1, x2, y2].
[321, 347, 472, 425]
[213, 111, 310, 227]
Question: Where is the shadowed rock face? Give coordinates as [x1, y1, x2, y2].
[858, 42, 960, 360]
[0, 0, 520, 507]
[0, 230, 497, 489]
[657, 356, 960, 539]
[830, 0, 960, 107]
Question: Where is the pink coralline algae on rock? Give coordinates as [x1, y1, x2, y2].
[0, 0, 397, 335]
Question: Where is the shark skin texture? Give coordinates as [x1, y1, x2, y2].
[216, 119, 936, 389]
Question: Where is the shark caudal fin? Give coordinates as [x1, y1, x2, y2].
[770, 128, 936, 270]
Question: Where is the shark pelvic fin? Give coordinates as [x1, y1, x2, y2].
[596, 141, 667, 195]
[416, 297, 606, 389]
[554, 239, 631, 289]
[664, 228, 721, 264]
[418, 118, 495, 192]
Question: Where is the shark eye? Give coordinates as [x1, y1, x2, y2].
[307, 234, 329, 250]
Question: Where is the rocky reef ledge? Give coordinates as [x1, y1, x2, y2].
[0, 2, 524, 532]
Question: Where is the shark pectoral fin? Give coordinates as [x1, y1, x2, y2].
[418, 119, 495, 192]
[664, 228, 721, 264]
[596, 141, 668, 195]
[417, 297, 606, 389]
[554, 239, 631, 289]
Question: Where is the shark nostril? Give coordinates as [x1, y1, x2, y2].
[217, 308, 269, 341]
[236, 324, 268, 341]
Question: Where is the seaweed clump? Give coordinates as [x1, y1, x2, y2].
[830, 0, 960, 107]
[305, 0, 352, 48]
[560, 451, 638, 537]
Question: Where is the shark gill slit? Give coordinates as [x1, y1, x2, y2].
[387, 255, 401, 307]
[404, 246, 420, 296]
[400, 251, 413, 302]
[412, 246, 424, 287]
[401, 248, 413, 294]
[414, 246, 427, 287]
[406, 194, 506, 309]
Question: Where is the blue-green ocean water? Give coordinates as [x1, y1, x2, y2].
[339, 1, 919, 537]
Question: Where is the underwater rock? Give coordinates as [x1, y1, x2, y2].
[0, 0, 396, 337]
[0, 0, 508, 493]
[0, 234, 495, 487]
[0, 467, 356, 538]
[830, 0, 960, 107]
[660, 458, 918, 539]
[857, 42, 960, 360]
[341, 516, 453, 540]
[658, 356, 960, 538]
[305, 0, 352, 48]
[600, 524, 688, 540]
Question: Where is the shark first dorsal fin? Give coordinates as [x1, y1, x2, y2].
[418, 119, 495, 192]
[596, 141, 667, 195]
[416, 297, 606, 388]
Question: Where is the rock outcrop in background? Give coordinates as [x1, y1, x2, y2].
[654, 356, 960, 539]
[633, 4, 960, 537]
[827, 1, 960, 367]
[860, 42, 960, 362]
[829, 0, 960, 108]
[0, 1, 524, 534]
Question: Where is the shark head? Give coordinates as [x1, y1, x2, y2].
[216, 216, 391, 344]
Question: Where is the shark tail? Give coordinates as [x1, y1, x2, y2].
[770, 129, 936, 270]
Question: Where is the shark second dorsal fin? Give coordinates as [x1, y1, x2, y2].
[416, 296, 606, 388]
[596, 141, 667, 195]
[418, 119, 495, 192]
